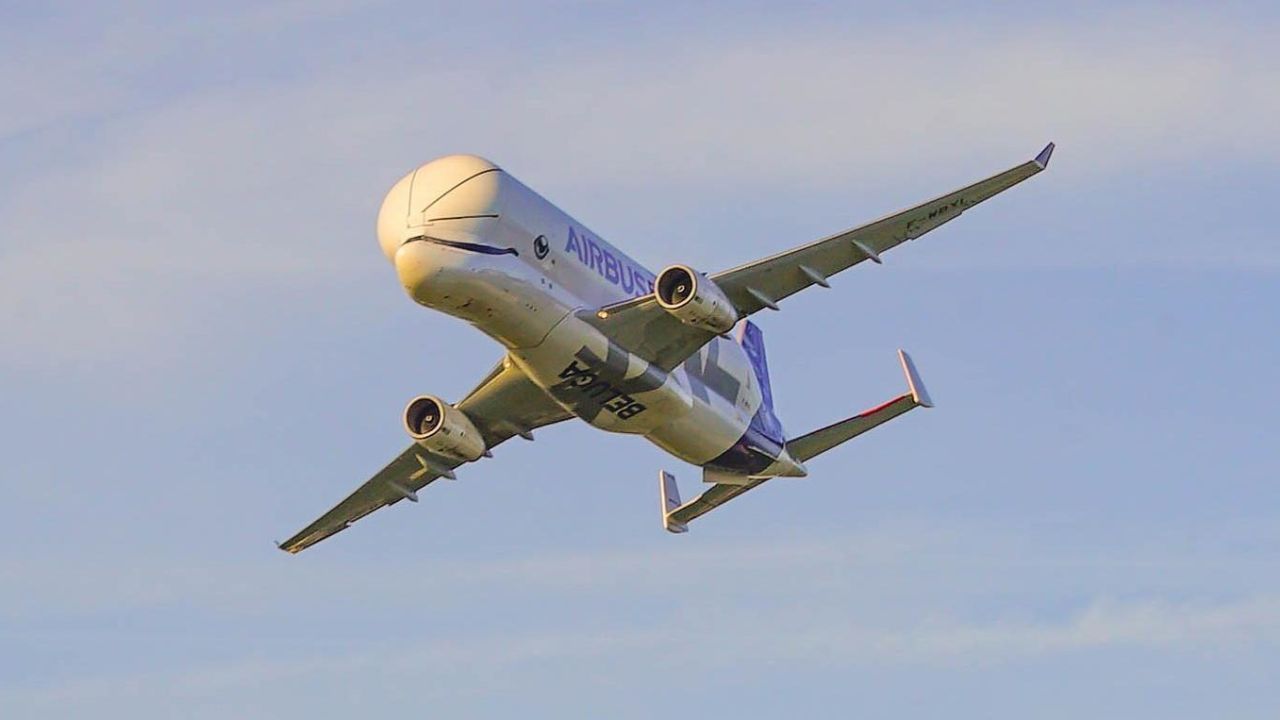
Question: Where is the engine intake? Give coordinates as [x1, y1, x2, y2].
[403, 395, 487, 462]
[654, 264, 738, 334]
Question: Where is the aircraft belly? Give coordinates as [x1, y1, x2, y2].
[465, 268, 571, 349]
[647, 402, 747, 465]
[510, 312, 694, 435]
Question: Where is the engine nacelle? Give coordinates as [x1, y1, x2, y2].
[403, 395, 487, 462]
[654, 264, 739, 334]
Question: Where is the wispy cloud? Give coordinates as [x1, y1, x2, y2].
[10, 591, 1278, 715]
[5, 519, 1277, 626]
[864, 596, 1280, 663]
[2, 8, 1276, 361]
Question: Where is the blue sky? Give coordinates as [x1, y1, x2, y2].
[2, 1, 1278, 717]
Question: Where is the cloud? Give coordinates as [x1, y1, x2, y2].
[10, 591, 1279, 714]
[0, 534, 866, 618]
[6, 518, 1280, 714]
[5, 519, 1277, 636]
[858, 596, 1280, 664]
[484, 19, 1277, 189]
[2, 8, 1276, 365]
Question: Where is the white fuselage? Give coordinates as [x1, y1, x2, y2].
[376, 155, 799, 475]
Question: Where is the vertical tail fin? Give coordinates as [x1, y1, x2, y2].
[736, 320, 785, 442]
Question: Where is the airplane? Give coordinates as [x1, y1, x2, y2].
[278, 143, 1054, 552]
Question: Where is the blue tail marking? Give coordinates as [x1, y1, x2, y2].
[704, 321, 788, 474]
[738, 321, 785, 444]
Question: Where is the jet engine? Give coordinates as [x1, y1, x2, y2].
[403, 395, 487, 462]
[654, 264, 739, 334]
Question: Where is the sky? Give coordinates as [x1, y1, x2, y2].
[2, 1, 1278, 717]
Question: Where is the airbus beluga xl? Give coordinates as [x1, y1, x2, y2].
[279, 143, 1054, 552]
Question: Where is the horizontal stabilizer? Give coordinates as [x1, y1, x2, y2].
[787, 350, 932, 463]
[659, 351, 932, 532]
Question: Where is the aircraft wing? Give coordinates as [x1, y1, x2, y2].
[278, 357, 571, 553]
[592, 143, 1054, 371]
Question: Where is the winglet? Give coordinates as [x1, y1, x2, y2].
[660, 471, 689, 533]
[1034, 142, 1055, 169]
[897, 350, 934, 408]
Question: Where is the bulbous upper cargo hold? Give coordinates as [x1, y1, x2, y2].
[376, 154, 504, 262]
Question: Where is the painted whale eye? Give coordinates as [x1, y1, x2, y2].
[533, 235, 550, 259]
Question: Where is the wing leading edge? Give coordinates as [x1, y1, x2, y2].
[277, 357, 571, 553]
[592, 143, 1055, 371]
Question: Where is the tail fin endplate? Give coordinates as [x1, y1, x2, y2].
[660, 471, 688, 533]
